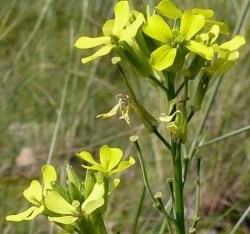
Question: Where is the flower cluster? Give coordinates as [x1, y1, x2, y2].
[75, 0, 245, 76]
[6, 145, 135, 233]
[75, 0, 245, 141]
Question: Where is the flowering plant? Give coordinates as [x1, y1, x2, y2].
[6, 1, 246, 233]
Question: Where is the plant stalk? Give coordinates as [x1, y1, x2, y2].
[172, 141, 185, 234]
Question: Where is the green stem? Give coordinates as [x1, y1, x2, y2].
[131, 138, 173, 233]
[172, 141, 185, 234]
[115, 63, 137, 101]
[190, 157, 201, 232]
[132, 186, 146, 234]
[149, 75, 169, 95]
[153, 128, 172, 152]
[167, 72, 176, 100]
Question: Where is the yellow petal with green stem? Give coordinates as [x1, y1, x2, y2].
[48, 215, 78, 225]
[151, 45, 177, 71]
[143, 15, 173, 43]
[187, 40, 214, 60]
[220, 35, 246, 51]
[81, 45, 113, 63]
[180, 11, 205, 40]
[74, 36, 111, 49]
[44, 191, 79, 215]
[81, 183, 105, 215]
[119, 12, 144, 41]
[156, 0, 182, 19]
[23, 180, 42, 204]
[100, 145, 123, 171]
[112, 1, 130, 36]
[42, 165, 57, 194]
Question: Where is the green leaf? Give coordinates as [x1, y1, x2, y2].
[44, 191, 79, 215]
[150, 44, 177, 71]
[187, 40, 214, 60]
[220, 35, 246, 51]
[74, 36, 111, 49]
[81, 183, 105, 215]
[23, 180, 42, 204]
[66, 165, 81, 190]
[143, 15, 173, 43]
[112, 1, 130, 36]
[100, 145, 123, 171]
[81, 45, 113, 63]
[42, 165, 57, 194]
[180, 11, 205, 40]
[156, 0, 182, 19]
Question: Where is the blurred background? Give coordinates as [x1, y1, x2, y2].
[0, 0, 249, 233]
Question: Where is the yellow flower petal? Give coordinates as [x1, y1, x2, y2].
[76, 151, 97, 165]
[119, 12, 144, 41]
[100, 145, 123, 171]
[156, 0, 182, 19]
[74, 36, 111, 49]
[81, 183, 105, 215]
[187, 40, 214, 60]
[6, 206, 43, 222]
[48, 215, 78, 224]
[23, 180, 42, 205]
[220, 35, 246, 51]
[191, 8, 214, 19]
[180, 11, 205, 40]
[102, 20, 115, 36]
[81, 45, 113, 63]
[112, 1, 130, 36]
[144, 15, 173, 43]
[150, 45, 177, 71]
[42, 165, 57, 194]
[45, 191, 79, 215]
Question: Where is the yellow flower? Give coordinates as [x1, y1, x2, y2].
[74, 1, 144, 63]
[77, 145, 135, 177]
[6, 165, 57, 222]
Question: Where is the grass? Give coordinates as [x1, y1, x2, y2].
[0, 0, 250, 233]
